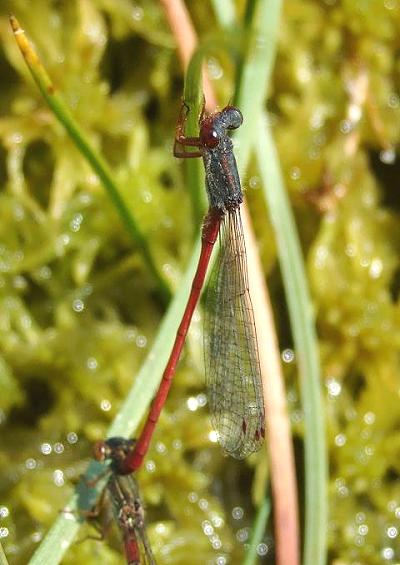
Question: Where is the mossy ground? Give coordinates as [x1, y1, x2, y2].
[0, 1, 399, 563]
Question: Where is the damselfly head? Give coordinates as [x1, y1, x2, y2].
[93, 437, 136, 467]
[199, 105, 243, 150]
[93, 440, 108, 462]
[200, 118, 220, 148]
[220, 106, 243, 130]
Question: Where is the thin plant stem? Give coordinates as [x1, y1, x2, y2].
[256, 113, 328, 565]
[0, 541, 9, 565]
[9, 15, 170, 304]
[242, 497, 271, 565]
[28, 239, 203, 564]
[160, 2, 301, 565]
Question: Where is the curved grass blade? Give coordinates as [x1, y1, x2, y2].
[256, 113, 327, 565]
[9, 15, 170, 303]
[0, 541, 9, 565]
[28, 239, 202, 564]
[242, 496, 271, 565]
[227, 1, 327, 564]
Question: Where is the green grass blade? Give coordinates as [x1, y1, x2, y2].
[227, 1, 327, 563]
[0, 541, 9, 565]
[210, 0, 236, 29]
[256, 114, 327, 565]
[242, 497, 271, 565]
[232, 0, 281, 171]
[29, 238, 202, 564]
[9, 15, 170, 303]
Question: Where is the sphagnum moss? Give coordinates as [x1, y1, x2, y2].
[1, 1, 400, 564]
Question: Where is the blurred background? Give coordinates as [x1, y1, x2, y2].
[0, 1, 399, 564]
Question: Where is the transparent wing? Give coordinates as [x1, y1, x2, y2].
[129, 477, 156, 565]
[114, 475, 157, 565]
[204, 209, 265, 459]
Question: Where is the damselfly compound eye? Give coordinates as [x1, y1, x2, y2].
[222, 106, 243, 129]
[93, 441, 107, 461]
[200, 124, 220, 148]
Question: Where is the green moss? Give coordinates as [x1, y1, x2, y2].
[1, 0, 400, 563]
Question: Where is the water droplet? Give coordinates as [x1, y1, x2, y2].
[132, 5, 144, 20]
[162, 263, 174, 276]
[365, 445, 374, 457]
[125, 329, 137, 342]
[187, 396, 199, 411]
[356, 512, 366, 523]
[387, 526, 398, 539]
[380, 147, 396, 164]
[327, 378, 341, 397]
[363, 412, 376, 425]
[87, 357, 98, 370]
[13, 204, 25, 221]
[335, 433, 346, 447]
[0, 507, 9, 518]
[54, 442, 64, 454]
[141, 190, 152, 203]
[172, 439, 182, 450]
[310, 109, 324, 129]
[53, 469, 65, 487]
[20, 315, 32, 329]
[145, 460, 156, 473]
[13, 275, 27, 289]
[291, 410, 303, 424]
[0, 527, 9, 538]
[69, 213, 83, 232]
[197, 393, 207, 406]
[212, 515, 224, 528]
[57, 234, 70, 249]
[290, 166, 301, 180]
[155, 523, 167, 534]
[39, 266, 52, 280]
[211, 536, 222, 549]
[236, 527, 249, 542]
[207, 57, 223, 80]
[31, 531, 42, 543]
[358, 524, 368, 535]
[41, 443, 52, 455]
[155, 442, 166, 454]
[10, 133, 23, 144]
[388, 93, 399, 108]
[249, 176, 260, 189]
[67, 432, 78, 444]
[202, 520, 214, 535]
[257, 542, 269, 556]
[232, 506, 244, 520]
[282, 349, 295, 363]
[136, 335, 147, 348]
[188, 492, 198, 503]
[72, 299, 84, 312]
[339, 119, 352, 134]
[348, 103, 362, 123]
[25, 458, 37, 470]
[382, 547, 394, 560]
[100, 399, 111, 412]
[199, 498, 209, 510]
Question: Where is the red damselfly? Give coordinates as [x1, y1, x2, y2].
[120, 103, 265, 473]
[93, 437, 156, 565]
